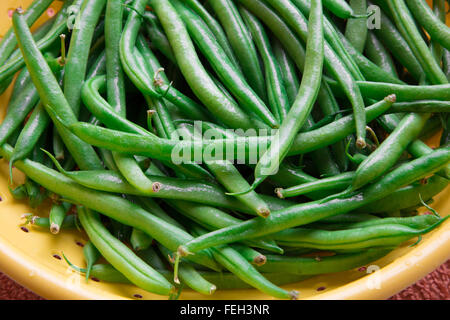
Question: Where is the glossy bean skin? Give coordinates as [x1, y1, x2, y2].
[355, 175, 449, 214]
[209, 244, 298, 299]
[45, 152, 288, 215]
[0, 144, 221, 272]
[10, 56, 65, 169]
[276, 172, 355, 199]
[0, 79, 40, 146]
[77, 207, 175, 296]
[266, 0, 367, 147]
[134, 36, 211, 122]
[12, 9, 103, 171]
[328, 80, 450, 102]
[173, 0, 278, 128]
[378, 113, 450, 179]
[168, 200, 283, 253]
[387, 0, 448, 85]
[250, 0, 324, 191]
[105, 0, 126, 117]
[66, 97, 394, 161]
[240, 7, 289, 122]
[352, 113, 431, 190]
[344, 0, 368, 53]
[0, 0, 80, 84]
[208, 0, 268, 103]
[322, 0, 361, 19]
[120, 0, 160, 99]
[177, 147, 450, 255]
[49, 203, 68, 235]
[272, 220, 445, 250]
[370, 2, 424, 81]
[64, 0, 107, 117]
[150, 0, 256, 130]
[158, 244, 217, 295]
[334, 215, 441, 231]
[184, 0, 240, 68]
[257, 249, 391, 275]
[83, 240, 101, 282]
[387, 100, 450, 113]
[364, 31, 398, 78]
[30, 214, 77, 230]
[405, 0, 450, 51]
[0, 0, 54, 66]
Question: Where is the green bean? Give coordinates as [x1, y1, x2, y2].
[257, 249, 391, 275]
[77, 207, 175, 296]
[328, 80, 450, 101]
[134, 35, 211, 122]
[344, 0, 368, 53]
[72, 263, 309, 290]
[352, 113, 431, 190]
[83, 240, 101, 282]
[66, 96, 394, 161]
[387, 0, 448, 85]
[64, 0, 106, 116]
[0, 80, 40, 146]
[0, 0, 79, 85]
[0, 0, 54, 66]
[0, 144, 221, 272]
[150, 0, 256, 130]
[112, 152, 161, 194]
[443, 49, 450, 81]
[378, 113, 450, 179]
[272, 219, 446, 250]
[173, 1, 277, 128]
[44, 150, 288, 215]
[209, 244, 297, 299]
[364, 31, 398, 78]
[208, 0, 268, 103]
[231, 244, 267, 266]
[240, 7, 289, 122]
[158, 245, 216, 295]
[387, 100, 450, 113]
[336, 215, 442, 231]
[130, 228, 153, 252]
[405, 0, 450, 51]
[168, 200, 283, 253]
[177, 147, 450, 255]
[276, 172, 355, 199]
[289, 0, 364, 81]
[355, 175, 449, 214]
[183, 0, 240, 68]
[369, 2, 424, 80]
[137, 247, 168, 271]
[179, 124, 271, 218]
[29, 214, 78, 230]
[12, 9, 103, 171]
[334, 26, 406, 85]
[248, 0, 324, 191]
[267, 0, 368, 147]
[49, 203, 68, 235]
[81, 76, 152, 135]
[323, 0, 368, 19]
[105, 0, 126, 117]
[8, 102, 50, 172]
[142, 11, 176, 63]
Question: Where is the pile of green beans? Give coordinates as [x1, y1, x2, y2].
[0, 0, 448, 300]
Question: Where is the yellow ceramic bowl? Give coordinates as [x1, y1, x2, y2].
[0, 0, 449, 300]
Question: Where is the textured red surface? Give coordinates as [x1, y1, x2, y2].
[0, 260, 449, 300]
